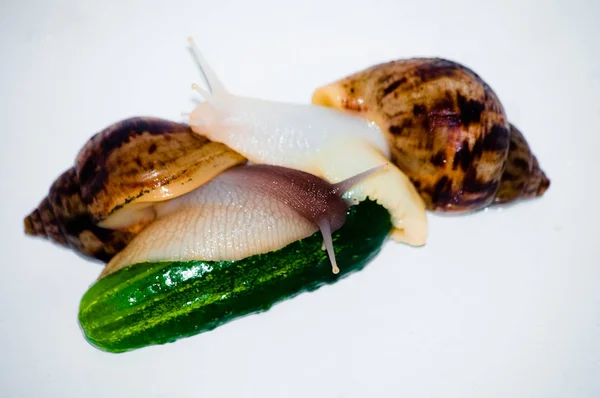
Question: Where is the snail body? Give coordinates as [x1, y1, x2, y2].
[104, 164, 385, 276]
[312, 58, 550, 211]
[186, 38, 427, 246]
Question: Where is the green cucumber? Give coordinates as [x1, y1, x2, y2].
[78, 199, 391, 353]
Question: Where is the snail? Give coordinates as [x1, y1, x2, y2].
[103, 163, 386, 277]
[24, 115, 384, 275]
[311, 58, 550, 211]
[185, 38, 427, 246]
[24, 117, 246, 261]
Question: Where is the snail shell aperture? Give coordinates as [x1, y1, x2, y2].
[312, 58, 550, 212]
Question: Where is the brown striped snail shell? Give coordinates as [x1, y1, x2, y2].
[312, 58, 550, 212]
[494, 123, 550, 204]
[24, 117, 246, 262]
[24, 167, 138, 262]
[75, 117, 246, 229]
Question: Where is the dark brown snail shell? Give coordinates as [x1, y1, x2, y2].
[312, 58, 550, 212]
[24, 117, 247, 262]
[24, 167, 138, 262]
[75, 117, 247, 228]
[495, 124, 551, 203]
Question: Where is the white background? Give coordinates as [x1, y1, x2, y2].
[1, 0, 599, 397]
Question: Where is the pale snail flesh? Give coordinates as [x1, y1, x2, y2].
[103, 163, 385, 278]
[186, 38, 428, 246]
[312, 58, 550, 212]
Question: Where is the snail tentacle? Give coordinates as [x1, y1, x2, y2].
[187, 36, 228, 99]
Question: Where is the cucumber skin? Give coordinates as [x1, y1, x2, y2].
[78, 200, 391, 353]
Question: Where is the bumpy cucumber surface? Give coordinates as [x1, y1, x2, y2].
[79, 200, 391, 353]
